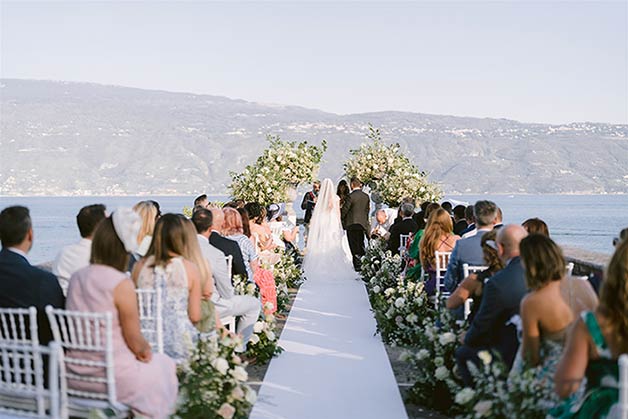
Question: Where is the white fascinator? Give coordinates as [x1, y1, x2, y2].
[112, 207, 141, 253]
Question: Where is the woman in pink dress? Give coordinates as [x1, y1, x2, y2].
[66, 209, 178, 418]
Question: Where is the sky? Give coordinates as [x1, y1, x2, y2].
[1, 1, 627, 125]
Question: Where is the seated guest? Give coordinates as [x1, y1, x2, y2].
[208, 208, 248, 279]
[129, 201, 158, 273]
[459, 205, 476, 236]
[522, 217, 550, 236]
[455, 225, 528, 385]
[419, 208, 460, 295]
[494, 207, 504, 230]
[0, 206, 64, 344]
[193, 208, 261, 348]
[453, 204, 468, 236]
[549, 239, 628, 418]
[441, 201, 453, 216]
[67, 209, 178, 418]
[446, 229, 504, 322]
[444, 200, 497, 292]
[268, 204, 298, 246]
[612, 227, 627, 247]
[194, 194, 209, 209]
[133, 214, 202, 360]
[511, 235, 576, 377]
[53, 204, 106, 291]
[245, 202, 276, 252]
[387, 202, 419, 254]
[224, 208, 277, 314]
[371, 208, 396, 240]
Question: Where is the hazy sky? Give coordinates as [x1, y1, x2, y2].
[1, 1, 627, 124]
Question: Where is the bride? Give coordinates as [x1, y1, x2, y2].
[302, 178, 355, 280]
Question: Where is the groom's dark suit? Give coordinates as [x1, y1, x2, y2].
[341, 189, 370, 271]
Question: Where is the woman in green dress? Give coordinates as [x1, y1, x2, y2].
[549, 239, 628, 418]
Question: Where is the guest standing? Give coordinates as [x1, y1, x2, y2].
[67, 210, 178, 418]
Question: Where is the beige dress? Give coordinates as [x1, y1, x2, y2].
[67, 264, 178, 418]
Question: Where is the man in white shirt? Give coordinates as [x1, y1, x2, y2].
[192, 208, 260, 347]
[52, 204, 106, 292]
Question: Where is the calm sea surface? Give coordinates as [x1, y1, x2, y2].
[0, 194, 626, 265]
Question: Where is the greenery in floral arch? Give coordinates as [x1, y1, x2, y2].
[344, 125, 442, 207]
[229, 135, 327, 206]
[176, 333, 256, 419]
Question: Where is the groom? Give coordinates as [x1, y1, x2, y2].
[341, 177, 370, 272]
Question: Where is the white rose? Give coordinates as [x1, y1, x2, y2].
[473, 400, 493, 417]
[434, 357, 444, 367]
[372, 285, 381, 294]
[230, 365, 248, 382]
[439, 332, 456, 346]
[245, 387, 257, 404]
[231, 386, 245, 401]
[217, 403, 236, 419]
[265, 330, 276, 341]
[455, 387, 476, 405]
[249, 334, 260, 345]
[253, 321, 264, 334]
[435, 366, 450, 381]
[211, 357, 229, 375]
[416, 349, 429, 360]
[394, 297, 405, 308]
[405, 313, 418, 323]
[398, 351, 412, 362]
[478, 351, 493, 366]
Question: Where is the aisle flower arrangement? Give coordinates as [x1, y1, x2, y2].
[176, 333, 256, 419]
[229, 135, 327, 206]
[269, 251, 304, 313]
[344, 125, 442, 207]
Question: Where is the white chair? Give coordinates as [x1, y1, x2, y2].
[135, 288, 164, 354]
[461, 264, 489, 320]
[566, 262, 574, 277]
[619, 354, 628, 419]
[45, 306, 130, 418]
[0, 306, 38, 345]
[434, 251, 452, 308]
[226, 255, 233, 279]
[0, 341, 64, 419]
[399, 234, 411, 257]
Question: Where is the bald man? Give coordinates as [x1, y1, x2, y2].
[207, 208, 248, 280]
[455, 224, 528, 385]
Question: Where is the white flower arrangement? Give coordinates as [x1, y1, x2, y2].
[229, 135, 327, 205]
[344, 125, 442, 207]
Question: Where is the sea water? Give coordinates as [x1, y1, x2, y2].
[0, 194, 626, 265]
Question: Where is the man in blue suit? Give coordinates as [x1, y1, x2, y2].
[444, 200, 498, 292]
[455, 224, 529, 385]
[0, 206, 65, 345]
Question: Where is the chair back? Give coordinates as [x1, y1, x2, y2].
[620, 354, 628, 419]
[460, 264, 489, 320]
[0, 307, 38, 345]
[434, 251, 452, 307]
[399, 234, 411, 256]
[44, 306, 122, 409]
[270, 224, 284, 238]
[226, 255, 233, 278]
[0, 341, 63, 418]
[136, 288, 164, 354]
[565, 262, 574, 277]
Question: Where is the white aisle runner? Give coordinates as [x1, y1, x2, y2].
[249, 276, 408, 419]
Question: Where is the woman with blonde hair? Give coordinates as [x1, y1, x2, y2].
[132, 214, 202, 360]
[419, 208, 460, 295]
[133, 201, 158, 257]
[549, 239, 628, 418]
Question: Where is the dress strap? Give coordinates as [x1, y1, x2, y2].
[581, 311, 608, 356]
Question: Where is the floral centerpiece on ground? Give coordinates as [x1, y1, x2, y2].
[344, 125, 442, 207]
[229, 135, 327, 206]
[176, 333, 256, 419]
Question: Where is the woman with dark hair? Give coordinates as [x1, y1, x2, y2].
[67, 209, 178, 418]
[237, 207, 252, 238]
[549, 239, 627, 418]
[132, 214, 202, 360]
[522, 218, 550, 236]
[446, 229, 504, 321]
[337, 179, 350, 208]
[245, 202, 276, 254]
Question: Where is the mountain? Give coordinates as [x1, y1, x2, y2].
[1, 79, 627, 196]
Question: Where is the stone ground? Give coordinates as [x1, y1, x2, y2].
[246, 287, 450, 419]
